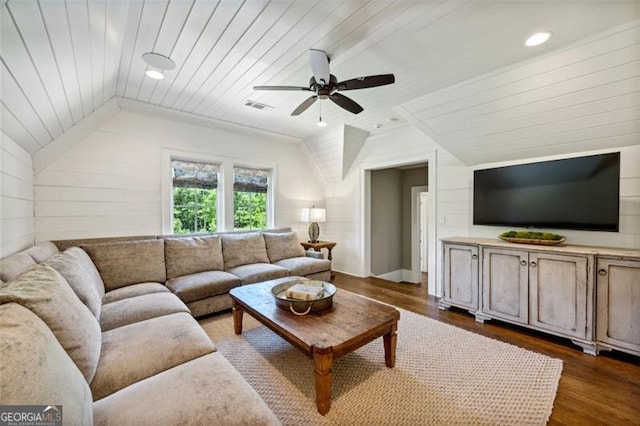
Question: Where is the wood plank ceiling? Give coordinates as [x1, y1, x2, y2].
[1, 0, 639, 167]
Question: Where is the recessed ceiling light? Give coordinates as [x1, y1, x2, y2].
[525, 32, 551, 47]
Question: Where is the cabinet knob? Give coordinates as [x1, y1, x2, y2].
[598, 269, 607, 276]
[471, 254, 478, 260]
[530, 261, 537, 268]
[520, 260, 527, 266]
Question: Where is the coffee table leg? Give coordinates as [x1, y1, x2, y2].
[313, 347, 333, 415]
[383, 323, 398, 368]
[232, 302, 244, 335]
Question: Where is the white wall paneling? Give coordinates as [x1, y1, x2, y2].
[0, 130, 34, 257]
[33, 107, 325, 244]
[400, 20, 640, 166]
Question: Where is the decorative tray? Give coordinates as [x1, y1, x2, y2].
[271, 280, 336, 316]
[499, 236, 566, 246]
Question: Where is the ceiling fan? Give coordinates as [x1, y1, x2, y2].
[253, 49, 395, 116]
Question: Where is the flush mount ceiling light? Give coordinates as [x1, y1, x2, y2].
[525, 32, 551, 47]
[142, 52, 176, 80]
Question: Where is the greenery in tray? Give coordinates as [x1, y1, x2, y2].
[501, 231, 564, 240]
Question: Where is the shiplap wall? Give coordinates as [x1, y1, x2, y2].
[326, 124, 639, 296]
[33, 108, 324, 243]
[400, 20, 640, 166]
[1, 130, 33, 257]
[324, 125, 438, 277]
[437, 146, 640, 251]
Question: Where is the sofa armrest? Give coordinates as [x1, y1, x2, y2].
[305, 250, 325, 260]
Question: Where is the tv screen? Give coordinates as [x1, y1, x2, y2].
[473, 152, 620, 232]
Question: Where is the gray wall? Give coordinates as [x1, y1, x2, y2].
[370, 169, 403, 275]
[401, 167, 428, 269]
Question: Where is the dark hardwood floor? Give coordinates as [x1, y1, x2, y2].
[331, 271, 640, 425]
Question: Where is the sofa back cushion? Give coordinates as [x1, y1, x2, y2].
[24, 241, 60, 263]
[82, 239, 166, 291]
[165, 236, 224, 279]
[263, 232, 305, 262]
[0, 252, 36, 282]
[46, 247, 105, 319]
[221, 233, 269, 270]
[0, 303, 93, 425]
[0, 264, 102, 383]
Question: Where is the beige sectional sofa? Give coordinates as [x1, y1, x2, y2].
[0, 229, 331, 425]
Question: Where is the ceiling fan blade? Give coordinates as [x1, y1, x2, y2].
[253, 85, 310, 91]
[309, 49, 330, 86]
[329, 93, 363, 115]
[336, 74, 395, 91]
[291, 96, 318, 116]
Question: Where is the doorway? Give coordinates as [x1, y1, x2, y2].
[368, 164, 428, 285]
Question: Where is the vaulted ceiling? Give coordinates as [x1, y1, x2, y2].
[1, 1, 639, 170]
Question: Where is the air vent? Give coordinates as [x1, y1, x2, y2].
[245, 100, 273, 110]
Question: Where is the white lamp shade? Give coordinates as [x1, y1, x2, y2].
[310, 208, 326, 223]
[300, 207, 326, 223]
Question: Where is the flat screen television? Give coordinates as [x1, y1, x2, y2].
[473, 152, 620, 232]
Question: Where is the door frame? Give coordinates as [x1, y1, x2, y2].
[411, 185, 429, 283]
[360, 150, 437, 295]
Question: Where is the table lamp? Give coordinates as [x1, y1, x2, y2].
[300, 207, 326, 243]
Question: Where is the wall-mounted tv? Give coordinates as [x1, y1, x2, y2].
[473, 152, 620, 232]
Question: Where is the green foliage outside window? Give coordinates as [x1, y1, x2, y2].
[173, 187, 217, 234]
[234, 191, 267, 230]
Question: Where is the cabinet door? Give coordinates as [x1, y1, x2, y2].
[596, 258, 640, 353]
[529, 252, 591, 339]
[482, 248, 528, 324]
[442, 244, 479, 310]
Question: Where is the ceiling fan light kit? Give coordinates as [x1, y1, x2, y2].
[253, 49, 395, 119]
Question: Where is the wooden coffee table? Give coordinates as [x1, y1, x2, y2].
[229, 278, 400, 415]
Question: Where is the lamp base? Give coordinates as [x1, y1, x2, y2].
[308, 222, 320, 243]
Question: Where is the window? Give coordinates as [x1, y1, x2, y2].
[171, 160, 219, 234]
[233, 166, 269, 230]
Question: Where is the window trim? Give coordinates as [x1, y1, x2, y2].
[162, 149, 276, 234]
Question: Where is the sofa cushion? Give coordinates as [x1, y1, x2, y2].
[102, 282, 170, 304]
[46, 247, 105, 319]
[0, 252, 36, 282]
[24, 241, 59, 263]
[263, 231, 305, 262]
[0, 264, 101, 383]
[227, 263, 289, 285]
[165, 235, 224, 279]
[166, 270, 241, 303]
[0, 303, 93, 425]
[91, 312, 215, 400]
[100, 292, 190, 332]
[273, 256, 331, 277]
[93, 353, 280, 426]
[222, 232, 269, 269]
[82, 240, 166, 291]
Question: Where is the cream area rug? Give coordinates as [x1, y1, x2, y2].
[200, 308, 562, 426]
